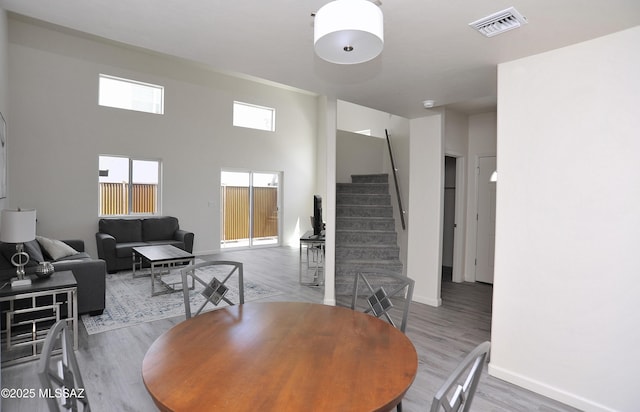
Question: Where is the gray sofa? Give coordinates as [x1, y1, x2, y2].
[95, 216, 194, 273]
[0, 239, 106, 316]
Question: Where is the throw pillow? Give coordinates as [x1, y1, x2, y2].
[36, 236, 78, 261]
[24, 240, 45, 265]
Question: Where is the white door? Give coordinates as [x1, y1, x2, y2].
[475, 156, 496, 284]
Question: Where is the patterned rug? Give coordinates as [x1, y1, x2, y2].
[81, 261, 283, 335]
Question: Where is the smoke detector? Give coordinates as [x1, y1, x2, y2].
[422, 100, 435, 109]
[469, 7, 527, 37]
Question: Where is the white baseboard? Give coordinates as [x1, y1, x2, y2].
[323, 298, 336, 306]
[194, 249, 220, 256]
[489, 364, 617, 412]
[412, 294, 442, 307]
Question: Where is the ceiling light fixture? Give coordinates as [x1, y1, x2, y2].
[313, 0, 384, 64]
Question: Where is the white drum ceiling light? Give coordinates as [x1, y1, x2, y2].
[313, 0, 384, 64]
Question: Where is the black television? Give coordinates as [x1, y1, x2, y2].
[313, 195, 323, 236]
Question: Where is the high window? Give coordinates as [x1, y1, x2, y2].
[99, 74, 164, 115]
[98, 156, 161, 216]
[233, 101, 275, 132]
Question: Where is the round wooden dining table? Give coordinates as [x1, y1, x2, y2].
[142, 301, 418, 412]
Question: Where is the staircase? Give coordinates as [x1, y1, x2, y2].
[335, 174, 404, 294]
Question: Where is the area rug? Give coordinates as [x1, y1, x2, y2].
[81, 262, 283, 335]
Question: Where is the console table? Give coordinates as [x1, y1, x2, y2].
[0, 271, 77, 366]
[299, 230, 324, 286]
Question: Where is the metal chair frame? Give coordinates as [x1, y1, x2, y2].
[430, 341, 491, 412]
[350, 271, 415, 333]
[180, 260, 244, 319]
[38, 319, 91, 412]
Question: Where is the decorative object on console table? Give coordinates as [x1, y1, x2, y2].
[0, 209, 37, 287]
[35, 262, 55, 279]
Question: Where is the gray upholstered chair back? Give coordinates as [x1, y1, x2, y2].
[38, 320, 91, 412]
[180, 260, 244, 319]
[430, 341, 491, 412]
[350, 271, 415, 333]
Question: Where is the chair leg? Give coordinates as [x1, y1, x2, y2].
[397, 400, 402, 412]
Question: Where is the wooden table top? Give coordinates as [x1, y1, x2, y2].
[142, 301, 418, 412]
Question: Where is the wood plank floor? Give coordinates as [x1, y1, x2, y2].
[1, 246, 579, 412]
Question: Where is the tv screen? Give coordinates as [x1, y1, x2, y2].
[313, 195, 323, 236]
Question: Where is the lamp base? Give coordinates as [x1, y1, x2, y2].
[11, 277, 32, 287]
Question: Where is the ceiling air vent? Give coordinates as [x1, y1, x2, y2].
[469, 7, 527, 37]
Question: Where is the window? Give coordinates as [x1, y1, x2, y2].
[98, 155, 161, 216]
[99, 74, 164, 114]
[233, 101, 275, 132]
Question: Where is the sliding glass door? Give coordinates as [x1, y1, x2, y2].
[220, 170, 280, 248]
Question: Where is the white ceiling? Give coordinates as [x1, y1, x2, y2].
[2, 0, 639, 119]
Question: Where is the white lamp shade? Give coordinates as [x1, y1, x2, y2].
[0, 209, 37, 243]
[314, 0, 384, 64]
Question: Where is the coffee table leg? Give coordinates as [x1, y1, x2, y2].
[181, 270, 192, 318]
[151, 262, 156, 295]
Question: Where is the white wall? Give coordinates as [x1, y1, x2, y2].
[443, 109, 469, 282]
[7, 17, 319, 257]
[491, 26, 640, 412]
[336, 130, 385, 183]
[407, 114, 443, 306]
[337, 100, 390, 138]
[0, 9, 8, 214]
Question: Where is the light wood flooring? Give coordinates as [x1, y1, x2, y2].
[1, 246, 579, 412]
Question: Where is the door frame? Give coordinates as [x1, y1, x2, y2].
[442, 151, 466, 283]
[220, 168, 282, 249]
[473, 155, 496, 283]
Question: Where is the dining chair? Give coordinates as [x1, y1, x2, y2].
[38, 319, 91, 412]
[350, 271, 415, 412]
[429, 341, 491, 412]
[350, 271, 415, 333]
[180, 260, 244, 319]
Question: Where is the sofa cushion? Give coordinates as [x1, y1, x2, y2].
[115, 242, 149, 258]
[0, 240, 42, 267]
[142, 217, 179, 241]
[36, 236, 78, 260]
[0, 242, 17, 270]
[52, 252, 91, 262]
[99, 219, 142, 243]
[24, 240, 46, 264]
[145, 240, 185, 249]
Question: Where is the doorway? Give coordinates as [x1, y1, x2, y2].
[220, 170, 281, 249]
[442, 156, 456, 282]
[441, 155, 465, 283]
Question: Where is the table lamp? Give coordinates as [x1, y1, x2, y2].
[0, 208, 37, 287]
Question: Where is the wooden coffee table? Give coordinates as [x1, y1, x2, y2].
[142, 301, 418, 411]
[132, 245, 195, 296]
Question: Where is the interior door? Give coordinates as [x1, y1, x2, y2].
[475, 156, 496, 284]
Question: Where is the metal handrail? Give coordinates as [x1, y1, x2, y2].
[385, 129, 406, 230]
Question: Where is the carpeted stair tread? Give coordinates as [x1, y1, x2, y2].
[335, 173, 405, 295]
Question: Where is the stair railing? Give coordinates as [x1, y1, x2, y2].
[385, 129, 406, 230]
